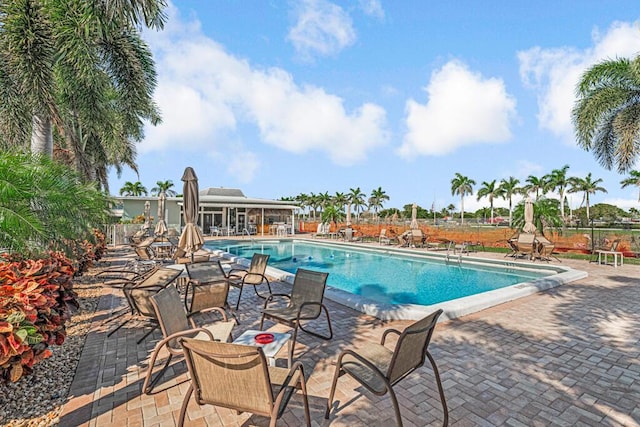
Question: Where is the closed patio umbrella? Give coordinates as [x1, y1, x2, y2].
[410, 203, 419, 229]
[523, 197, 537, 234]
[178, 167, 204, 259]
[154, 191, 168, 236]
[142, 201, 151, 232]
[346, 204, 351, 226]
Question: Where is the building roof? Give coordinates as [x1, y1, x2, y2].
[200, 187, 245, 197]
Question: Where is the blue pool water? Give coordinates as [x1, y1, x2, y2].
[205, 239, 552, 306]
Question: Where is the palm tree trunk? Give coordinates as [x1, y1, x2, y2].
[460, 196, 465, 225]
[31, 113, 53, 157]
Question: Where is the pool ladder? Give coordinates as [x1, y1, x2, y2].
[242, 228, 255, 243]
[445, 241, 463, 264]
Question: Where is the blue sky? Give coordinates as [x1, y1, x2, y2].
[109, 0, 640, 214]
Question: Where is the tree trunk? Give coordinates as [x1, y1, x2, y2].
[31, 114, 53, 157]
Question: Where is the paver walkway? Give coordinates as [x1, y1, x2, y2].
[59, 244, 640, 426]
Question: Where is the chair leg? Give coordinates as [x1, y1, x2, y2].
[300, 369, 311, 427]
[252, 281, 273, 300]
[143, 353, 173, 395]
[106, 316, 133, 337]
[137, 323, 158, 344]
[387, 386, 404, 427]
[325, 362, 343, 419]
[426, 351, 449, 427]
[299, 306, 333, 340]
[178, 384, 194, 427]
[235, 284, 244, 310]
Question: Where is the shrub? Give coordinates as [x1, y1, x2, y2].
[0, 252, 78, 382]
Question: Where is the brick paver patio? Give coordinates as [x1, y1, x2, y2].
[58, 243, 640, 426]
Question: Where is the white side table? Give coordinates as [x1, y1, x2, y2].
[233, 330, 292, 367]
[596, 250, 624, 268]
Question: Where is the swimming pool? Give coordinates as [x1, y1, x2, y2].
[205, 239, 587, 320]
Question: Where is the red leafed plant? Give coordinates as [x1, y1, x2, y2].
[0, 252, 78, 382]
[67, 228, 107, 277]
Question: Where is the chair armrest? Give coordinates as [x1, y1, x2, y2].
[188, 307, 229, 322]
[262, 292, 291, 309]
[227, 268, 247, 276]
[336, 349, 388, 379]
[240, 272, 269, 284]
[154, 327, 215, 352]
[296, 301, 323, 320]
[381, 329, 401, 346]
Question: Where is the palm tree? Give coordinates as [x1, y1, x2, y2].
[151, 180, 177, 197]
[620, 170, 640, 202]
[321, 204, 345, 226]
[476, 180, 499, 223]
[368, 187, 389, 221]
[498, 176, 521, 227]
[544, 165, 571, 227]
[348, 187, 366, 223]
[512, 197, 563, 236]
[450, 173, 475, 225]
[523, 175, 547, 200]
[307, 192, 319, 220]
[0, 151, 110, 257]
[573, 57, 640, 173]
[295, 193, 309, 219]
[317, 192, 332, 216]
[446, 204, 456, 219]
[569, 173, 607, 222]
[0, 0, 166, 190]
[119, 181, 148, 196]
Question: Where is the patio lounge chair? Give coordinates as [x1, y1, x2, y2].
[260, 269, 331, 361]
[178, 338, 311, 427]
[143, 285, 235, 394]
[107, 267, 183, 342]
[325, 309, 448, 427]
[228, 253, 272, 310]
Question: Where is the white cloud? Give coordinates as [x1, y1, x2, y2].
[359, 0, 385, 19]
[139, 5, 388, 180]
[398, 60, 517, 157]
[287, 0, 356, 60]
[602, 197, 639, 211]
[518, 21, 640, 143]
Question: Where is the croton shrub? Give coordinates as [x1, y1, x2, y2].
[0, 252, 79, 382]
[69, 229, 107, 276]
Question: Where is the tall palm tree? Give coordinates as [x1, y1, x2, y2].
[523, 175, 546, 200]
[620, 170, 640, 202]
[119, 181, 148, 196]
[0, 0, 166, 190]
[573, 57, 640, 173]
[498, 176, 521, 227]
[569, 173, 607, 222]
[295, 193, 310, 219]
[348, 187, 366, 223]
[476, 180, 499, 223]
[317, 192, 332, 216]
[544, 165, 571, 227]
[450, 173, 475, 225]
[307, 192, 319, 220]
[151, 180, 177, 197]
[368, 187, 389, 221]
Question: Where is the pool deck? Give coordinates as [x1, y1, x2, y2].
[58, 240, 640, 426]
